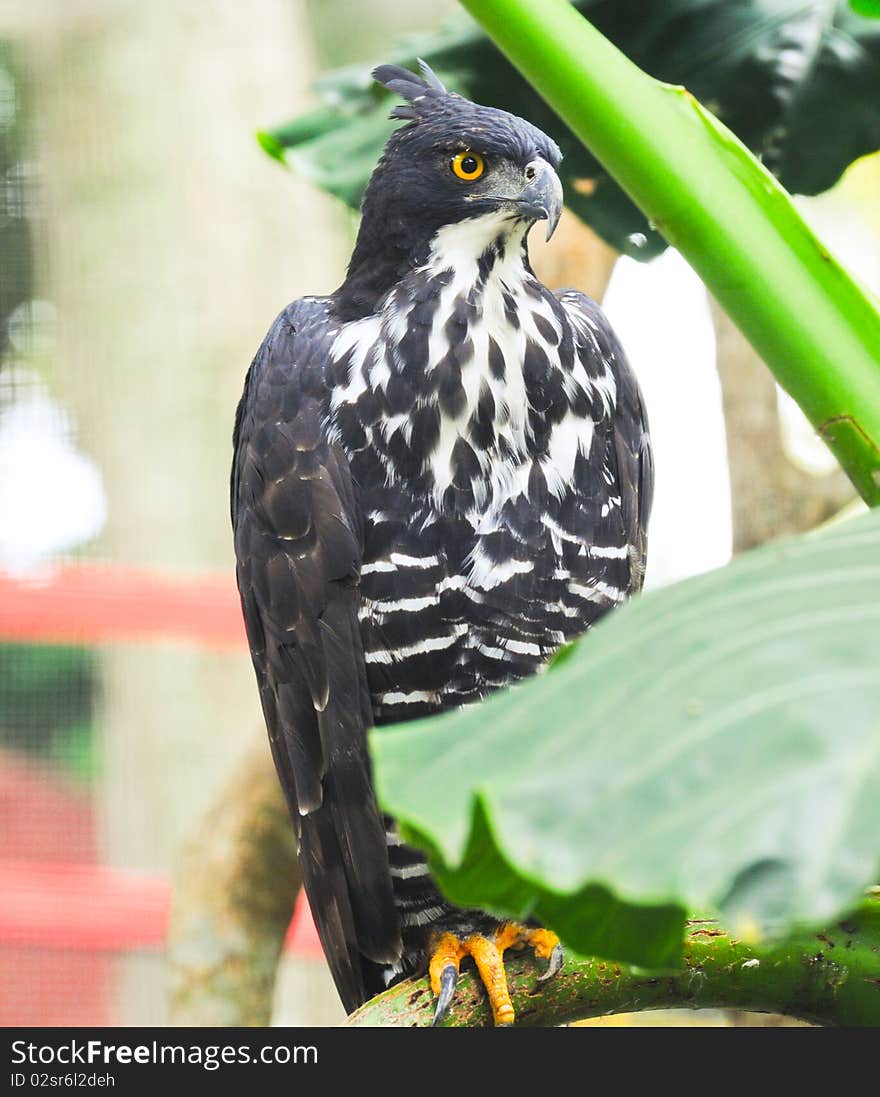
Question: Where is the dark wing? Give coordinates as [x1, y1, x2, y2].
[231, 299, 402, 1013]
[557, 289, 654, 594]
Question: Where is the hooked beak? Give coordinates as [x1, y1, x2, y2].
[518, 158, 563, 241]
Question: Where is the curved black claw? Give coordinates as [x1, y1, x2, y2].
[432, 964, 459, 1026]
[537, 942, 564, 982]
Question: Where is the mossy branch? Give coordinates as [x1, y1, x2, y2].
[167, 739, 879, 1027]
[347, 895, 880, 1027]
[168, 741, 300, 1026]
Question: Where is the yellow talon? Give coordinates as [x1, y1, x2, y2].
[525, 926, 560, 961]
[465, 934, 515, 1025]
[428, 922, 563, 1026]
[429, 932, 464, 996]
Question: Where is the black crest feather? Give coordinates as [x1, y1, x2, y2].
[372, 59, 448, 120]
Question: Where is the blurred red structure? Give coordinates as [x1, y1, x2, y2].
[0, 562, 321, 1027]
[0, 751, 112, 1026]
[0, 563, 244, 650]
[0, 847, 321, 957]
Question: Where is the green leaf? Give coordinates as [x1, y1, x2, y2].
[371, 510, 880, 969]
[255, 130, 287, 165]
[851, 0, 880, 18]
[279, 106, 398, 208]
[263, 1, 880, 258]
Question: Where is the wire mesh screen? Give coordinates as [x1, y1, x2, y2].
[0, 1, 729, 1029]
[6, 0, 872, 1032]
[0, 641, 108, 1027]
[0, 6, 356, 1027]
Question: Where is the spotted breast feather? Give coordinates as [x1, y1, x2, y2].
[328, 215, 652, 727]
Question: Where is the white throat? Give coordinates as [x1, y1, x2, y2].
[328, 211, 587, 518]
[414, 214, 557, 505]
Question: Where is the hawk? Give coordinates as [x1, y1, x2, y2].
[232, 63, 653, 1026]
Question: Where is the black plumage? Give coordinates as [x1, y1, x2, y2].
[231, 63, 653, 1015]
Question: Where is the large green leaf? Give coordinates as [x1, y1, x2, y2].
[371, 510, 880, 969]
[264, 0, 880, 258]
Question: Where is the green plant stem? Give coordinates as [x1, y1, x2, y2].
[346, 897, 880, 1026]
[460, 0, 880, 505]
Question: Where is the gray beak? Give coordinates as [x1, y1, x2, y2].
[520, 158, 563, 241]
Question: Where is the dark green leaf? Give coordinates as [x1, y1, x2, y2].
[278, 106, 398, 209]
[371, 510, 880, 968]
[264, 1, 880, 258]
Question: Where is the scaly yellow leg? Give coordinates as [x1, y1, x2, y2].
[465, 934, 515, 1025]
[428, 923, 563, 1026]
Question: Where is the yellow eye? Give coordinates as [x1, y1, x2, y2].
[450, 151, 485, 181]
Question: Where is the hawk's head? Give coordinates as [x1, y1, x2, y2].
[369, 61, 562, 244]
[336, 62, 563, 319]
